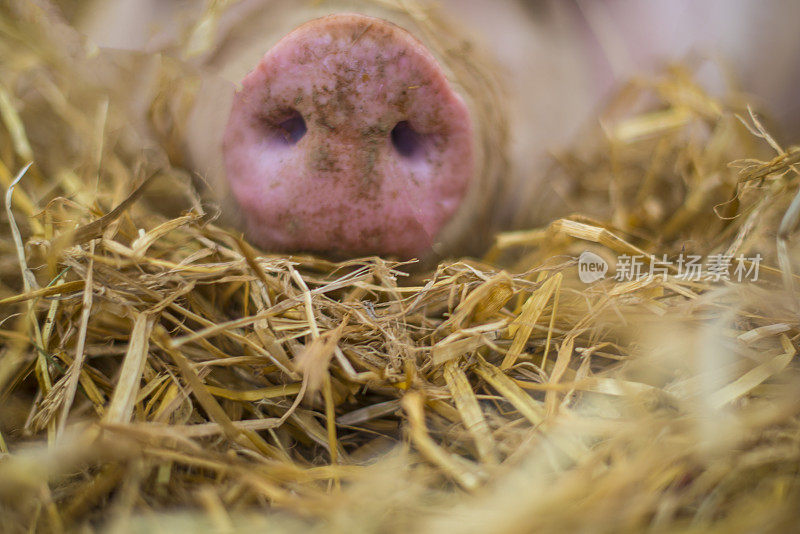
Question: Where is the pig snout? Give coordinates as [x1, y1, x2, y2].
[221, 13, 474, 259]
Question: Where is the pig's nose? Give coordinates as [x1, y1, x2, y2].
[222, 13, 474, 259]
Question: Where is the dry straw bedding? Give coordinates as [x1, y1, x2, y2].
[2, 1, 800, 533]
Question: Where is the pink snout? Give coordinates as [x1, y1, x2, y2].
[222, 13, 474, 259]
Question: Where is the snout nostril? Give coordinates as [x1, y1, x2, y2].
[278, 111, 307, 144]
[391, 121, 423, 158]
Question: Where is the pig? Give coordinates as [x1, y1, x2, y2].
[78, 0, 510, 260]
[71, 0, 800, 259]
